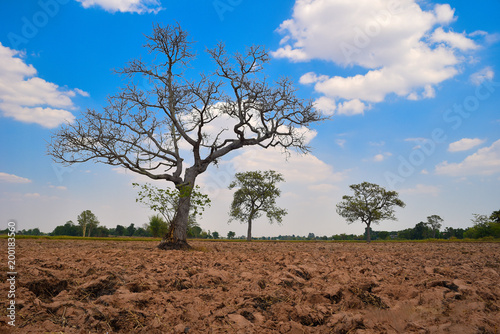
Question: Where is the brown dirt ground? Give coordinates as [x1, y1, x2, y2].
[1, 239, 499, 333]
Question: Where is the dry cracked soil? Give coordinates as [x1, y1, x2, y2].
[1, 239, 499, 333]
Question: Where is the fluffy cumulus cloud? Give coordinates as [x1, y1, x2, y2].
[75, 0, 162, 14]
[0, 172, 32, 184]
[470, 67, 495, 85]
[0, 43, 87, 128]
[436, 139, 500, 176]
[448, 138, 485, 152]
[272, 0, 485, 115]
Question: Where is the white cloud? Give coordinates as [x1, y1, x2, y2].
[369, 141, 385, 147]
[400, 184, 440, 196]
[314, 96, 336, 115]
[308, 183, 338, 193]
[470, 67, 494, 85]
[49, 185, 68, 191]
[373, 152, 392, 162]
[436, 139, 500, 176]
[337, 99, 367, 116]
[75, 0, 162, 14]
[448, 138, 485, 152]
[336, 139, 346, 148]
[74, 88, 90, 97]
[24, 193, 41, 198]
[405, 137, 428, 143]
[228, 147, 346, 186]
[0, 172, 31, 184]
[272, 0, 484, 114]
[0, 43, 85, 128]
[300, 72, 329, 85]
[430, 27, 478, 51]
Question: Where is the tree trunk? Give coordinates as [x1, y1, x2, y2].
[247, 217, 252, 242]
[366, 223, 371, 243]
[157, 170, 198, 250]
[157, 194, 191, 250]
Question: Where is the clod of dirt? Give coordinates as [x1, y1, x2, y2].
[252, 295, 285, 311]
[26, 278, 69, 302]
[290, 267, 311, 281]
[77, 274, 119, 300]
[240, 310, 256, 321]
[427, 280, 459, 292]
[127, 282, 151, 293]
[324, 289, 343, 304]
[170, 277, 193, 290]
[109, 310, 148, 331]
[350, 286, 389, 309]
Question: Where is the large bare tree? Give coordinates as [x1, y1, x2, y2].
[48, 24, 323, 249]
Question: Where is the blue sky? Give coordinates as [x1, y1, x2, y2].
[1, 0, 499, 237]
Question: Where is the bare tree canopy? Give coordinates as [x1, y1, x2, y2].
[48, 23, 323, 249]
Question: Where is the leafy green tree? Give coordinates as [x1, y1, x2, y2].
[413, 222, 430, 240]
[18, 228, 43, 236]
[490, 210, 500, 224]
[134, 183, 210, 240]
[133, 227, 152, 237]
[188, 225, 202, 238]
[336, 182, 406, 243]
[228, 170, 287, 241]
[227, 231, 236, 239]
[51, 221, 80, 236]
[200, 230, 211, 239]
[377, 231, 390, 240]
[148, 215, 169, 238]
[48, 24, 322, 250]
[115, 225, 126, 236]
[397, 228, 413, 240]
[126, 223, 136, 237]
[442, 227, 465, 239]
[77, 210, 100, 237]
[426, 215, 443, 238]
[93, 226, 109, 237]
[464, 214, 500, 239]
[212, 231, 219, 239]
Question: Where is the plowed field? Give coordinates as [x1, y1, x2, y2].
[1, 239, 499, 333]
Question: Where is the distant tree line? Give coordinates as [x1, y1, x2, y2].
[2, 209, 499, 241]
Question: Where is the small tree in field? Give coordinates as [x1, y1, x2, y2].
[133, 183, 210, 235]
[115, 225, 125, 236]
[148, 215, 169, 238]
[336, 182, 405, 243]
[490, 210, 500, 224]
[228, 170, 287, 241]
[426, 215, 443, 238]
[48, 24, 322, 250]
[77, 210, 100, 237]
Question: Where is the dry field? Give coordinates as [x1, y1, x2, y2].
[1, 239, 499, 333]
